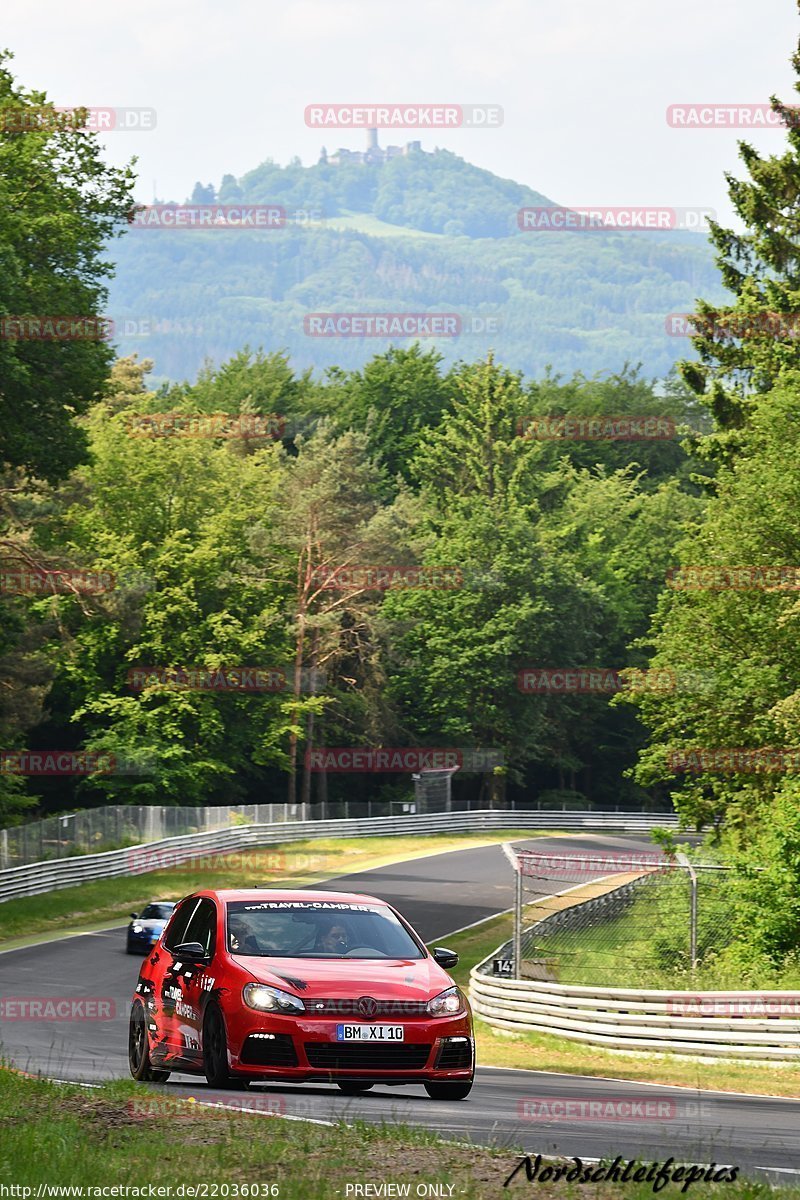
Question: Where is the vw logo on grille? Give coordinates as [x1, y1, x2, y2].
[357, 996, 379, 1016]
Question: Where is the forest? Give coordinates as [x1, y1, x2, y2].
[4, 38, 800, 969]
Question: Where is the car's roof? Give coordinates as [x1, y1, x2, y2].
[202, 888, 386, 906]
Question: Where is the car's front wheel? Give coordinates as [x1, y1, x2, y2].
[128, 1002, 170, 1083]
[202, 1003, 249, 1090]
[424, 1079, 473, 1101]
[336, 1081, 374, 1094]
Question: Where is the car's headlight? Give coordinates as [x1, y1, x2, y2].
[243, 983, 305, 1014]
[131, 925, 144, 934]
[426, 986, 465, 1016]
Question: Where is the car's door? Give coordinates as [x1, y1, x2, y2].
[163, 897, 219, 1065]
[159, 896, 217, 1066]
[142, 896, 195, 1067]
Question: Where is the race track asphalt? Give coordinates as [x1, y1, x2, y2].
[1, 832, 797, 1182]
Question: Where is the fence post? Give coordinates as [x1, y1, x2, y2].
[514, 864, 522, 980]
[677, 853, 698, 971]
[501, 842, 523, 980]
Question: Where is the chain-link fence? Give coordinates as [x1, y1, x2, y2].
[491, 848, 734, 988]
[0, 804, 312, 868]
[0, 799, 678, 870]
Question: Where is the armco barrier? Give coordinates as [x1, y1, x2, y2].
[468, 970, 800, 1062]
[470, 860, 800, 1063]
[0, 809, 677, 903]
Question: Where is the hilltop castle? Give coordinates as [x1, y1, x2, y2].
[319, 128, 425, 166]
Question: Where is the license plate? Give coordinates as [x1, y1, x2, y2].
[336, 1024, 404, 1041]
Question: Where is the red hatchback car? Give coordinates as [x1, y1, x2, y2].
[128, 888, 474, 1100]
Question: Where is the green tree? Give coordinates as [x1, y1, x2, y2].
[629, 372, 800, 838]
[249, 424, 414, 804]
[0, 51, 135, 482]
[386, 356, 700, 806]
[42, 359, 299, 805]
[386, 356, 589, 802]
[679, 19, 800, 460]
[328, 345, 451, 486]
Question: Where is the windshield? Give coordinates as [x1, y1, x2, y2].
[225, 900, 425, 959]
[140, 903, 175, 920]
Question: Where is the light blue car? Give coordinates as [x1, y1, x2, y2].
[126, 901, 176, 955]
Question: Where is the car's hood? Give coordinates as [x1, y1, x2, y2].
[132, 919, 166, 932]
[238, 955, 448, 1000]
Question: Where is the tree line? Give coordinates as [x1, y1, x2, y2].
[5, 22, 800, 971]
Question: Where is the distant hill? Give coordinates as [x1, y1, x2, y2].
[107, 148, 727, 384]
[235, 148, 554, 238]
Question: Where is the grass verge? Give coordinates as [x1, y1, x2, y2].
[0, 829, 545, 949]
[0, 1068, 795, 1198]
[442, 913, 800, 1100]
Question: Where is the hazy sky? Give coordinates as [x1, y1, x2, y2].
[3, 0, 798, 219]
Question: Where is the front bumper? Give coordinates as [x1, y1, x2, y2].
[226, 1011, 474, 1082]
[127, 930, 160, 952]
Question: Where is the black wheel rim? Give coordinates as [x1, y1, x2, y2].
[206, 1010, 224, 1075]
[129, 1008, 145, 1071]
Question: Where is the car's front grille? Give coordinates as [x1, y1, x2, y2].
[240, 1034, 298, 1067]
[304, 1042, 432, 1070]
[305, 998, 429, 1017]
[435, 1038, 472, 1069]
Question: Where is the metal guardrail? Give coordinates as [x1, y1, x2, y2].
[0, 809, 678, 903]
[469, 874, 800, 1063]
[0, 802, 313, 870]
[469, 970, 800, 1061]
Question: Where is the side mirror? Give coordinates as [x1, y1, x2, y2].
[130, 913, 139, 919]
[173, 941, 207, 961]
[432, 946, 459, 969]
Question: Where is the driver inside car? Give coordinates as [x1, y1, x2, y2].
[228, 915, 263, 955]
[313, 919, 349, 955]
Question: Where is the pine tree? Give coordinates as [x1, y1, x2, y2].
[681, 10, 800, 459]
